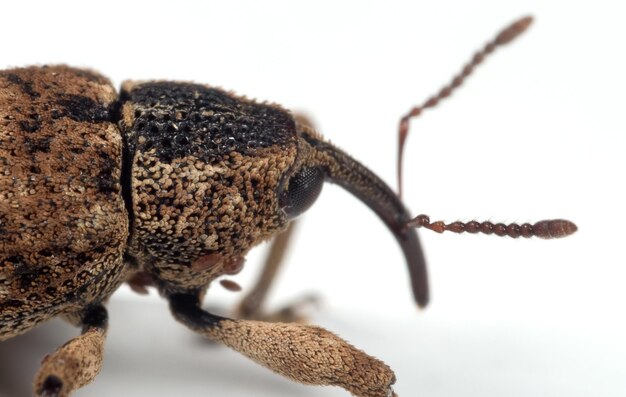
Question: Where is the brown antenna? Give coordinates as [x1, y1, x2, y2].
[397, 16, 533, 198]
[406, 214, 577, 239]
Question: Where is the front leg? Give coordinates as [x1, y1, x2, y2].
[34, 304, 108, 397]
[170, 293, 397, 397]
[235, 221, 317, 323]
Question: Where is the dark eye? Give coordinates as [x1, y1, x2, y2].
[280, 167, 325, 219]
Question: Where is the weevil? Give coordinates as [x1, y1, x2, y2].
[0, 16, 576, 397]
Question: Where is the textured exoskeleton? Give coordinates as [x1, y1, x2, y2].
[0, 65, 427, 397]
[0, 16, 581, 397]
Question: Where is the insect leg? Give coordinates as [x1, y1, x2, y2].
[235, 221, 303, 317]
[171, 293, 396, 397]
[33, 304, 108, 397]
[234, 221, 317, 322]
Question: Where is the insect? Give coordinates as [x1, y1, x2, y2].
[0, 16, 576, 397]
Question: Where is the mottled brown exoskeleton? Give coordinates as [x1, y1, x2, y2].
[0, 16, 576, 397]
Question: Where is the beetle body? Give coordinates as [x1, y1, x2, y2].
[0, 18, 577, 397]
[1, 65, 425, 397]
[1, 65, 310, 333]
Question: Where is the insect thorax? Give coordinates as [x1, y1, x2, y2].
[120, 81, 299, 293]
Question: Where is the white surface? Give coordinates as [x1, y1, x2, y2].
[1, 296, 624, 397]
[1, 0, 625, 396]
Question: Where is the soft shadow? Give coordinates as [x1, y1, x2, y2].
[0, 320, 76, 397]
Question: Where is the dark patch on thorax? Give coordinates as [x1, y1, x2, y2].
[122, 82, 297, 162]
[56, 94, 111, 123]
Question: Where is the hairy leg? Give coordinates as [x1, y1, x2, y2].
[34, 304, 108, 397]
[172, 293, 396, 397]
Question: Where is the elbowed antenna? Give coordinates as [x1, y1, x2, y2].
[397, 16, 534, 198]
[303, 133, 430, 308]
[295, 16, 575, 310]
[407, 215, 577, 239]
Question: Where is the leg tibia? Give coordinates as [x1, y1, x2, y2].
[34, 304, 107, 397]
[217, 319, 396, 397]
[172, 294, 396, 397]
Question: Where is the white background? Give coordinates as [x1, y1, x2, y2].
[1, 1, 625, 396]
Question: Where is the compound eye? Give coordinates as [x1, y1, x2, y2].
[280, 167, 325, 219]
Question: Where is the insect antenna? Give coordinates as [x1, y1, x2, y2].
[406, 215, 577, 239]
[397, 16, 533, 198]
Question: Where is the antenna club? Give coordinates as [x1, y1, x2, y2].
[496, 16, 534, 45]
[533, 219, 578, 239]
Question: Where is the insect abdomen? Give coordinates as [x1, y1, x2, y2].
[0, 66, 128, 339]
